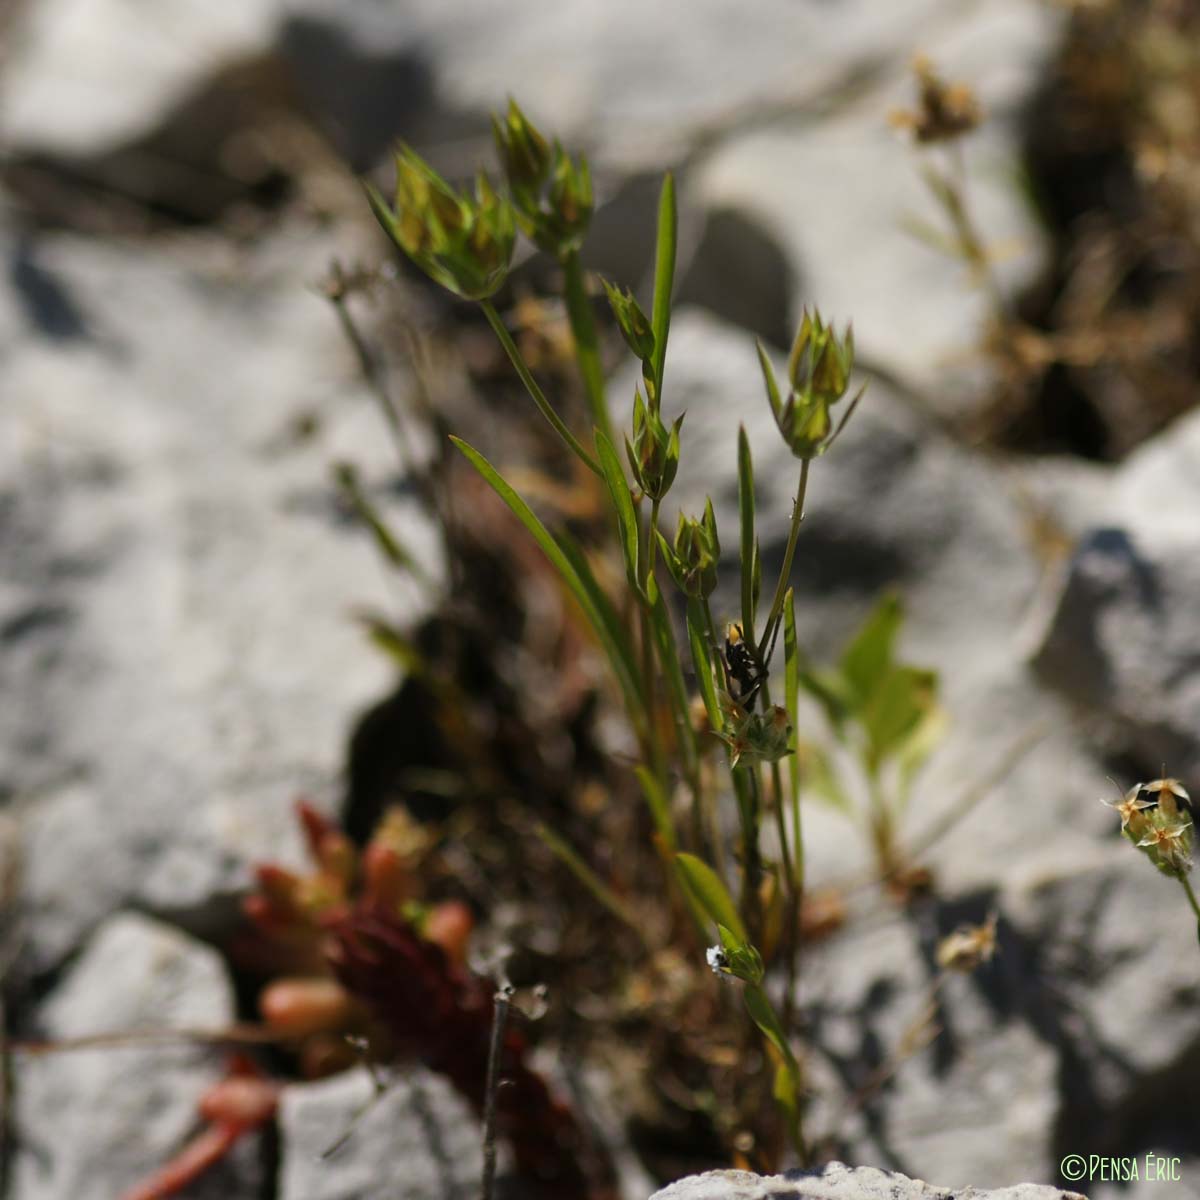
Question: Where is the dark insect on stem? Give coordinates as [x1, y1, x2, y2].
[724, 623, 767, 710]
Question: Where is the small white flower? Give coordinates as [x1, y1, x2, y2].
[706, 945, 729, 975]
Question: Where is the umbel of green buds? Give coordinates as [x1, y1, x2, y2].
[659, 500, 720, 598]
[718, 694, 792, 769]
[366, 146, 515, 300]
[492, 99, 592, 259]
[626, 388, 682, 501]
[759, 309, 862, 460]
[1105, 778, 1195, 877]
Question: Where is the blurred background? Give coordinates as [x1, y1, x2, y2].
[3, 0, 1200, 1197]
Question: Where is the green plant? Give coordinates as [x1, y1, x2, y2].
[360, 97, 945, 1167]
[794, 592, 946, 890]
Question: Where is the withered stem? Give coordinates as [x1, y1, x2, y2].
[481, 984, 514, 1200]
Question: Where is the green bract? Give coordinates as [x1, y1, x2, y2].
[659, 500, 720, 599]
[603, 280, 656, 363]
[625, 388, 682, 501]
[718, 697, 792, 769]
[491, 97, 551, 196]
[366, 146, 515, 300]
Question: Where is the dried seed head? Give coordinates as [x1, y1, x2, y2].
[890, 56, 982, 144]
[936, 912, 998, 973]
[1106, 777, 1196, 877]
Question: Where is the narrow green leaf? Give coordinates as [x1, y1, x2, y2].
[363, 180, 402, 246]
[595, 429, 640, 588]
[737, 426, 757, 643]
[333, 463, 425, 580]
[743, 984, 794, 1066]
[450, 437, 644, 729]
[840, 591, 903, 708]
[756, 340, 784, 423]
[784, 592, 800, 762]
[772, 1059, 805, 1159]
[479, 300, 601, 477]
[359, 616, 426, 677]
[635, 765, 676, 852]
[649, 172, 677, 405]
[556, 532, 645, 705]
[675, 852, 746, 942]
[536, 822, 643, 933]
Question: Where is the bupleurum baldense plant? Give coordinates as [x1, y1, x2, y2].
[358, 98, 957, 1167]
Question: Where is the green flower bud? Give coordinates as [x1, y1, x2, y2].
[659, 499, 720, 598]
[625, 387, 682, 501]
[788, 308, 854, 407]
[541, 143, 594, 254]
[491, 98, 551, 197]
[366, 146, 515, 300]
[603, 280, 655, 364]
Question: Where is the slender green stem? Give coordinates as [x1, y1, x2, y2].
[741, 769, 764, 946]
[790, 759, 805, 896]
[647, 496, 662, 575]
[636, 498, 667, 785]
[479, 299, 602, 477]
[1180, 874, 1200, 926]
[761, 459, 811, 661]
[770, 757, 799, 1032]
[867, 770, 897, 878]
[562, 250, 615, 450]
[760, 671, 799, 1033]
[702, 596, 732, 696]
[328, 290, 413, 476]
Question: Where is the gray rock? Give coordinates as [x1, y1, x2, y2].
[1004, 847, 1200, 1118]
[800, 906, 1060, 1188]
[283, 0, 1031, 171]
[10, 911, 258, 1200]
[1031, 525, 1200, 775]
[649, 1162, 1082, 1200]
[1030, 407, 1200, 776]
[0, 0, 279, 157]
[1, 223, 440, 971]
[2, 0, 1049, 165]
[278, 1066, 485, 1200]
